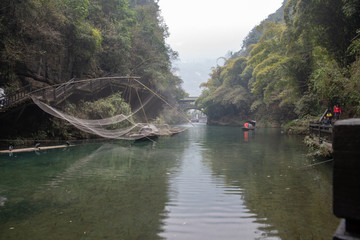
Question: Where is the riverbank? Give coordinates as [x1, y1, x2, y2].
[0, 125, 188, 152]
[206, 117, 282, 128]
[204, 115, 332, 158]
[304, 136, 333, 158]
[282, 116, 335, 158]
[282, 116, 319, 135]
[0, 138, 130, 152]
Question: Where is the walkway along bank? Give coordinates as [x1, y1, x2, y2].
[308, 122, 333, 153]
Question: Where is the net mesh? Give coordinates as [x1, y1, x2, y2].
[30, 93, 189, 140]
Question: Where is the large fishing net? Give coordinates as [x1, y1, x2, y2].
[30, 85, 189, 140]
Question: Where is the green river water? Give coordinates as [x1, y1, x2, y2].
[0, 124, 339, 239]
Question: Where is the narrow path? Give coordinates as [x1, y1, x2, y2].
[0, 76, 140, 112]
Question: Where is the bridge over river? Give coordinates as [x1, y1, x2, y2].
[178, 97, 200, 111]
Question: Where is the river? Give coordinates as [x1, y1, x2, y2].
[0, 124, 339, 239]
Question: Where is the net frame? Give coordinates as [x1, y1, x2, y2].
[29, 77, 192, 140]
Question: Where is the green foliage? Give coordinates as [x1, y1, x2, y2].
[347, 29, 360, 56]
[72, 22, 103, 67]
[92, 28, 102, 50]
[246, 21, 300, 120]
[199, 0, 360, 125]
[156, 106, 186, 124]
[310, 61, 346, 106]
[304, 136, 333, 158]
[63, 0, 90, 19]
[285, 0, 354, 66]
[63, 92, 134, 133]
[65, 92, 132, 120]
[129, 3, 181, 98]
[0, 0, 185, 137]
[294, 93, 322, 118]
[196, 89, 213, 117]
[234, 1, 286, 58]
[283, 116, 317, 135]
[0, 0, 181, 91]
[197, 57, 253, 122]
[344, 58, 360, 116]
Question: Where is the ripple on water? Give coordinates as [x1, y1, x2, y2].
[161, 166, 277, 240]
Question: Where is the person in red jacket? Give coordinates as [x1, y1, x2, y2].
[333, 105, 341, 120]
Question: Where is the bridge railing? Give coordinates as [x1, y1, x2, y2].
[309, 121, 333, 142]
[32, 77, 133, 104]
[1, 84, 33, 110]
[0, 76, 139, 111]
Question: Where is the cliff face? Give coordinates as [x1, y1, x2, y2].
[1, 0, 184, 96]
[1, 2, 73, 88]
[0, 0, 132, 89]
[0, 0, 187, 140]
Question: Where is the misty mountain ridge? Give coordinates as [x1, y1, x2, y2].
[177, 1, 287, 96]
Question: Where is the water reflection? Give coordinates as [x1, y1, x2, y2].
[162, 182, 263, 239]
[0, 125, 339, 239]
[160, 125, 268, 240]
[198, 126, 338, 239]
[0, 143, 182, 240]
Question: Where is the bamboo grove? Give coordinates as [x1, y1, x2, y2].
[197, 0, 360, 126]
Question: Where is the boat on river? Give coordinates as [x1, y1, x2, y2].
[191, 118, 199, 123]
[242, 120, 256, 131]
[242, 126, 255, 131]
[129, 124, 188, 141]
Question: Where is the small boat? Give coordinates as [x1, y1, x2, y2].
[129, 124, 159, 141]
[133, 134, 158, 142]
[242, 126, 255, 131]
[242, 120, 256, 131]
[130, 124, 188, 141]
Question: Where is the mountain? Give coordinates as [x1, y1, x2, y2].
[174, 59, 217, 96]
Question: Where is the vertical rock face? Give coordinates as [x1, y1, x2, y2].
[11, 21, 97, 87]
[0, 0, 187, 139]
[1, 0, 184, 95]
[0, 1, 104, 88]
[22, 42, 68, 86]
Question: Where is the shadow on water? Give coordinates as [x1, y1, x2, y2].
[199, 126, 338, 239]
[0, 142, 185, 240]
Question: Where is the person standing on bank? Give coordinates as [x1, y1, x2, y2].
[326, 109, 333, 123]
[333, 105, 341, 120]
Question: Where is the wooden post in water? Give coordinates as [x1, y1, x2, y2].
[333, 119, 360, 240]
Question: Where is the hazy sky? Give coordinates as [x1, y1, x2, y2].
[158, 0, 284, 61]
